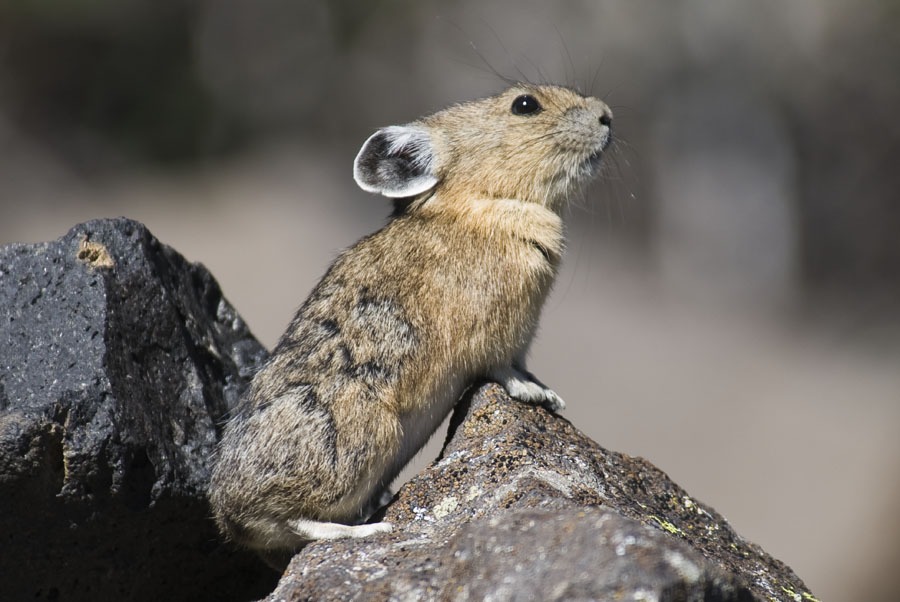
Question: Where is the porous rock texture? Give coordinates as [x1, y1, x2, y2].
[0, 218, 277, 601]
[268, 383, 818, 602]
[0, 218, 816, 602]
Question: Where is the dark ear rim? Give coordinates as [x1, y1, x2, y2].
[353, 125, 439, 198]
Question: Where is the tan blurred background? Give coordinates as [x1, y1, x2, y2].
[2, 1, 899, 600]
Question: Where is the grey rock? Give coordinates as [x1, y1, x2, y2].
[443, 509, 750, 602]
[0, 218, 277, 602]
[268, 383, 816, 602]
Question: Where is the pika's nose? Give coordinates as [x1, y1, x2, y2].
[599, 111, 612, 128]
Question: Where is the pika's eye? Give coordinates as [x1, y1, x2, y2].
[511, 94, 542, 116]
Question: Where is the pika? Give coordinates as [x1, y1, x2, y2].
[208, 84, 612, 560]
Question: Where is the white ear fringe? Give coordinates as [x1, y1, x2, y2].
[353, 125, 438, 198]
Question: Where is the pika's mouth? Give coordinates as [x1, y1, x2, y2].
[586, 134, 612, 168]
[586, 146, 607, 169]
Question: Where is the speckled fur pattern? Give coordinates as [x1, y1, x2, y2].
[208, 83, 612, 555]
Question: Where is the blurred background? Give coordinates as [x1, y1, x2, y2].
[1, 1, 898, 599]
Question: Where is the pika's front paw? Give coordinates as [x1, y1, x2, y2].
[537, 388, 566, 412]
[491, 366, 566, 412]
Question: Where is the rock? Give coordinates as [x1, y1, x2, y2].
[440, 509, 750, 602]
[1, 218, 816, 602]
[0, 218, 277, 602]
[267, 383, 817, 602]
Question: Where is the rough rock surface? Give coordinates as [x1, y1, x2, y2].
[0, 218, 276, 601]
[268, 383, 818, 602]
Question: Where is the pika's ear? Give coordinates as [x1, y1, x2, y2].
[353, 125, 439, 198]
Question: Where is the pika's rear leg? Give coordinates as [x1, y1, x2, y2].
[254, 519, 392, 572]
[289, 518, 393, 540]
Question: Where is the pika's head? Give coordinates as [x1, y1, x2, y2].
[354, 84, 612, 211]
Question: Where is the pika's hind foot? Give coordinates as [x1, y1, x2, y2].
[289, 518, 393, 541]
[491, 366, 566, 412]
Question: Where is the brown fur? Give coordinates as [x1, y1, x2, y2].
[208, 84, 612, 555]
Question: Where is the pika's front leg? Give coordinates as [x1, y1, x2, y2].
[491, 363, 566, 412]
[356, 487, 394, 525]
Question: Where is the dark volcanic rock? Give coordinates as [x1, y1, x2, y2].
[0, 218, 276, 602]
[268, 383, 817, 602]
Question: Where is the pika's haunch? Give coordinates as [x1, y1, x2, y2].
[208, 84, 612, 559]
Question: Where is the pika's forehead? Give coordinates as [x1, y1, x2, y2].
[497, 83, 585, 102]
[423, 84, 593, 126]
[483, 83, 589, 112]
